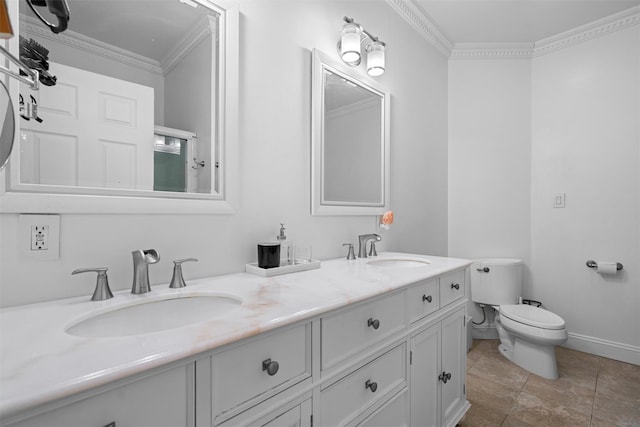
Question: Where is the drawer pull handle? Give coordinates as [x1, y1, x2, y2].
[422, 294, 433, 303]
[439, 371, 452, 384]
[451, 283, 460, 290]
[367, 318, 380, 330]
[365, 379, 378, 393]
[262, 358, 279, 376]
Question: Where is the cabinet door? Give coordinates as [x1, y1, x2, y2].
[441, 308, 466, 427]
[409, 323, 440, 427]
[9, 364, 193, 427]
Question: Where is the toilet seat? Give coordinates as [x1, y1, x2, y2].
[500, 304, 565, 330]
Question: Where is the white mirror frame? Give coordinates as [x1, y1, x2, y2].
[0, 0, 239, 214]
[311, 49, 390, 216]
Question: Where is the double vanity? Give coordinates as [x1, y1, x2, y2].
[0, 253, 471, 427]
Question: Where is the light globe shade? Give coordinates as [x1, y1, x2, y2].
[340, 23, 361, 65]
[366, 41, 385, 76]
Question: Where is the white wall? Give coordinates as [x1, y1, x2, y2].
[448, 59, 532, 283]
[165, 34, 214, 193]
[0, 1, 449, 307]
[531, 26, 639, 362]
[449, 25, 640, 362]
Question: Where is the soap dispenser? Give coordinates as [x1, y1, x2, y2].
[276, 223, 293, 266]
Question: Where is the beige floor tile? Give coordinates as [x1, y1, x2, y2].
[468, 353, 530, 392]
[589, 418, 625, 427]
[555, 347, 599, 391]
[592, 393, 640, 427]
[509, 391, 591, 427]
[523, 374, 595, 416]
[456, 402, 507, 427]
[596, 357, 640, 403]
[467, 372, 519, 414]
[501, 415, 537, 427]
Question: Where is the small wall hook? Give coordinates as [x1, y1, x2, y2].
[192, 158, 205, 169]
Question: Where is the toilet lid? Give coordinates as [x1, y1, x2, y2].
[500, 304, 566, 330]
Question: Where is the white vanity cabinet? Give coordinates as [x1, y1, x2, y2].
[410, 307, 468, 427]
[3, 263, 470, 427]
[7, 364, 194, 427]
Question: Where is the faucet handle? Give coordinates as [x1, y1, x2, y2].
[169, 258, 198, 289]
[72, 267, 114, 301]
[342, 243, 356, 260]
[368, 241, 378, 257]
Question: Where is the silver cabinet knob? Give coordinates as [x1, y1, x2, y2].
[262, 358, 279, 376]
[72, 267, 113, 301]
[451, 283, 460, 290]
[365, 379, 378, 392]
[367, 318, 380, 330]
[422, 294, 433, 303]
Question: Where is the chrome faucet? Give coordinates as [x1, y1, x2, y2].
[358, 234, 381, 258]
[131, 249, 160, 294]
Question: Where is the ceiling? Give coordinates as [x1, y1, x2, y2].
[21, 0, 209, 62]
[412, 0, 640, 44]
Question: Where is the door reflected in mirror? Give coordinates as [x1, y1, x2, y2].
[16, 0, 219, 196]
[311, 49, 390, 216]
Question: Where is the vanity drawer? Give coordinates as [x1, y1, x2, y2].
[321, 291, 406, 371]
[354, 389, 408, 427]
[211, 323, 311, 421]
[408, 278, 439, 323]
[320, 344, 406, 427]
[439, 269, 465, 307]
[7, 365, 191, 427]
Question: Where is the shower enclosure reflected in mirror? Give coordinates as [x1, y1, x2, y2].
[0, 0, 239, 214]
[311, 49, 390, 215]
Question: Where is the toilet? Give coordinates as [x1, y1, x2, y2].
[470, 258, 568, 380]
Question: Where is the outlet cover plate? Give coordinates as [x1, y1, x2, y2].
[19, 214, 60, 260]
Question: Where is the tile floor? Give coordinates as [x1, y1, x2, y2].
[458, 340, 640, 427]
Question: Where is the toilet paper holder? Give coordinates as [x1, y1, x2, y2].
[586, 260, 623, 271]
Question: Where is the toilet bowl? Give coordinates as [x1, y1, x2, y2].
[497, 304, 567, 379]
[470, 258, 568, 380]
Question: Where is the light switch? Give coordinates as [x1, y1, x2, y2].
[553, 193, 566, 208]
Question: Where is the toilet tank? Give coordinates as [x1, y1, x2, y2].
[470, 258, 523, 305]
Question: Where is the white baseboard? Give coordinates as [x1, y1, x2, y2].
[470, 324, 498, 340]
[564, 333, 640, 366]
[471, 327, 640, 366]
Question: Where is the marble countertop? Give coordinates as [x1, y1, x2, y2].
[0, 252, 470, 420]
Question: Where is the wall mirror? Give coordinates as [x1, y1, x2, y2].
[311, 49, 390, 215]
[0, 0, 238, 214]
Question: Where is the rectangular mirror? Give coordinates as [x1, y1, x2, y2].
[0, 0, 238, 214]
[311, 49, 390, 215]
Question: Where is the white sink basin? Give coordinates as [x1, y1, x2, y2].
[66, 295, 242, 338]
[367, 258, 431, 268]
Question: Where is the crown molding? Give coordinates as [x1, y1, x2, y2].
[20, 16, 163, 74]
[387, 1, 639, 60]
[385, 0, 453, 57]
[533, 5, 640, 57]
[160, 15, 216, 75]
[450, 43, 534, 60]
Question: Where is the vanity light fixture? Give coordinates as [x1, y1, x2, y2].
[337, 16, 386, 76]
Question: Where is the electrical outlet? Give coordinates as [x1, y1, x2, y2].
[31, 225, 49, 250]
[19, 214, 60, 260]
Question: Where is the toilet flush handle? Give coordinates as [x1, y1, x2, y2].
[476, 267, 490, 273]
